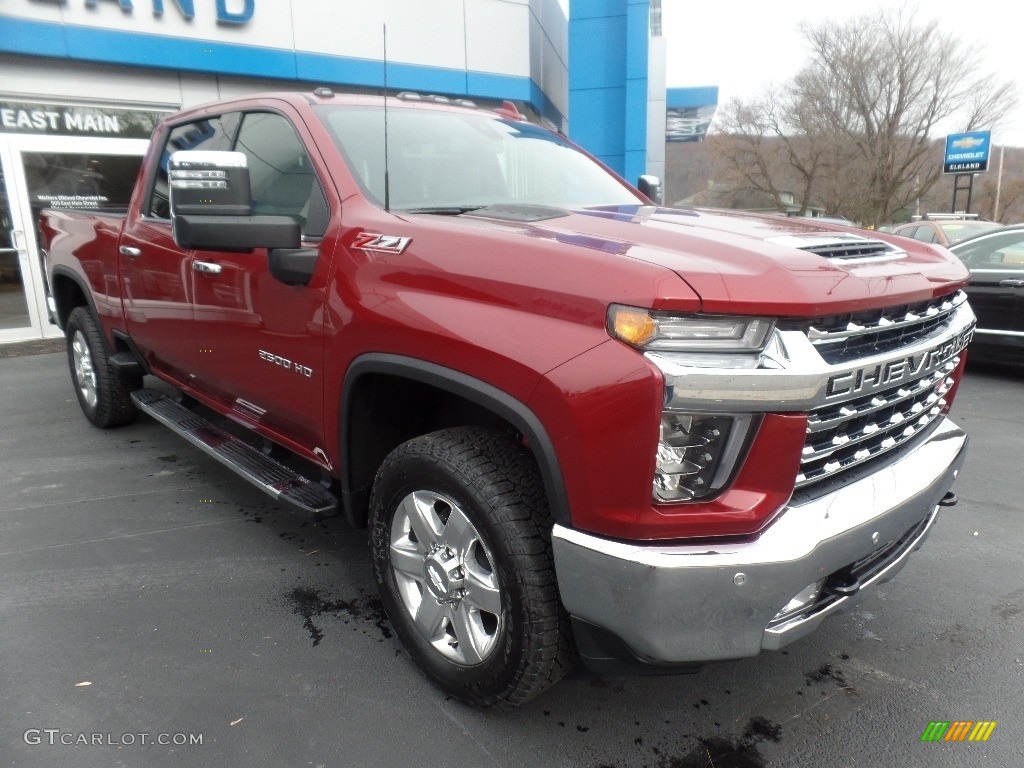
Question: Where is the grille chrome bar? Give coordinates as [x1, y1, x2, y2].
[806, 362, 955, 434]
[796, 362, 958, 488]
[808, 291, 967, 345]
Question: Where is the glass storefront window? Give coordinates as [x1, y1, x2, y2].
[0, 161, 31, 331]
[22, 152, 143, 223]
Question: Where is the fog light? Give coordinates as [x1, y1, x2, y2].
[653, 412, 754, 502]
[771, 580, 825, 623]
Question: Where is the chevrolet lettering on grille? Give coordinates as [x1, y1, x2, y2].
[825, 325, 974, 400]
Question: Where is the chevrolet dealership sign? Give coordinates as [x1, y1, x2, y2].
[943, 131, 991, 174]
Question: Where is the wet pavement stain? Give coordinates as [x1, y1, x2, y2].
[647, 716, 781, 768]
[286, 587, 393, 646]
[805, 663, 853, 688]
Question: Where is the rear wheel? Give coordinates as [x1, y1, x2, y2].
[65, 306, 140, 428]
[369, 427, 573, 708]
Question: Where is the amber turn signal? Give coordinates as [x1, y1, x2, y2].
[608, 305, 657, 347]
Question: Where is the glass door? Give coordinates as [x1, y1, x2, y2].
[0, 142, 39, 340]
[0, 134, 149, 342]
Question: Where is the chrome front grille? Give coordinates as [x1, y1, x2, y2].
[650, 290, 975, 496]
[797, 357, 959, 488]
[804, 291, 967, 364]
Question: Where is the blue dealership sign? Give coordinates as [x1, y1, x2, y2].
[944, 131, 991, 174]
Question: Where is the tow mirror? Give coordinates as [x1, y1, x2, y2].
[168, 150, 300, 251]
[169, 150, 251, 216]
[637, 174, 663, 206]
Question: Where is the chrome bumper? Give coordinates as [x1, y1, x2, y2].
[552, 418, 968, 665]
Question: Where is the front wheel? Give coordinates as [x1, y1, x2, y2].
[65, 306, 140, 428]
[369, 427, 573, 708]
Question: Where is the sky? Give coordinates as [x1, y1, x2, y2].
[662, 0, 1024, 147]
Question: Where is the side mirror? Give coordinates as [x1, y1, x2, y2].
[637, 174, 664, 206]
[169, 150, 251, 216]
[168, 150, 300, 251]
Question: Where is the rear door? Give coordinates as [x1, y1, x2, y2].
[952, 230, 1024, 336]
[120, 114, 239, 381]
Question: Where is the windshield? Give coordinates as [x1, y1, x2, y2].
[315, 105, 641, 211]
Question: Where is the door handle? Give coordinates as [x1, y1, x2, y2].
[193, 260, 223, 275]
[119, 245, 142, 259]
[999, 279, 1024, 287]
[10, 229, 25, 251]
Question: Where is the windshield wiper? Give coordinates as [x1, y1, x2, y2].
[397, 205, 487, 215]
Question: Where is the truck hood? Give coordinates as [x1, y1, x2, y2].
[464, 204, 971, 316]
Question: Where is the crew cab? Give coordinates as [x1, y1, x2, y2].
[40, 90, 974, 708]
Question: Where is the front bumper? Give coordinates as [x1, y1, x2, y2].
[552, 417, 967, 667]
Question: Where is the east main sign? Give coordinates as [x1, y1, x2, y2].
[944, 131, 991, 174]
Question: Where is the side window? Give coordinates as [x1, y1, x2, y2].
[915, 225, 938, 243]
[956, 233, 1024, 269]
[147, 113, 240, 219]
[234, 112, 329, 238]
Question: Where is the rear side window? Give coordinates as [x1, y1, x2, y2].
[234, 112, 329, 238]
[147, 113, 240, 219]
[912, 225, 938, 243]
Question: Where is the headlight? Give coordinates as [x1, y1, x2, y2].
[608, 305, 774, 354]
[607, 306, 774, 503]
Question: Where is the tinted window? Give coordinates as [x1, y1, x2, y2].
[953, 231, 1024, 269]
[234, 112, 328, 238]
[893, 224, 919, 240]
[148, 113, 240, 219]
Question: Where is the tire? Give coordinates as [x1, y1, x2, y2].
[65, 306, 141, 428]
[369, 426, 574, 708]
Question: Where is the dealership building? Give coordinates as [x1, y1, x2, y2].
[0, 0, 715, 344]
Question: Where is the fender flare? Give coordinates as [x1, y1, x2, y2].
[339, 353, 571, 527]
[49, 265, 99, 329]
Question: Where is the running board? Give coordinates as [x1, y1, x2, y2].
[131, 389, 340, 517]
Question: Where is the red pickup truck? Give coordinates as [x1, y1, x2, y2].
[40, 90, 974, 708]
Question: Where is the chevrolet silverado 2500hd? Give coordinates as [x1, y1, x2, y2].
[40, 90, 974, 708]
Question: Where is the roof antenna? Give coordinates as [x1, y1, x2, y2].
[382, 23, 391, 212]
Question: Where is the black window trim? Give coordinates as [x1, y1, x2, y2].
[231, 108, 332, 239]
[140, 111, 242, 223]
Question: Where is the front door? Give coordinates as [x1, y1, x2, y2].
[187, 110, 334, 461]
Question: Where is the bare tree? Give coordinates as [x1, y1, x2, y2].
[707, 4, 1017, 226]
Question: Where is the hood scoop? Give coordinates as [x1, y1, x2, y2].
[766, 233, 906, 265]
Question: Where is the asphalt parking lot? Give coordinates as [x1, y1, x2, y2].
[1, 351, 1022, 768]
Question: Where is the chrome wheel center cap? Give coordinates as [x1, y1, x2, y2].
[424, 548, 464, 601]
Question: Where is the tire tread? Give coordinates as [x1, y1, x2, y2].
[370, 426, 575, 709]
[66, 306, 140, 428]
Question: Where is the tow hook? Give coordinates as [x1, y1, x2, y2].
[938, 491, 958, 507]
[824, 569, 861, 598]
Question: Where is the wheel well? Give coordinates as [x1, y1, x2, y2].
[344, 373, 521, 527]
[51, 273, 88, 330]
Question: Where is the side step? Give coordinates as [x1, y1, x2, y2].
[131, 389, 340, 517]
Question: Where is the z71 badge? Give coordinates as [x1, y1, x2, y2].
[352, 233, 411, 254]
